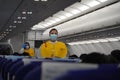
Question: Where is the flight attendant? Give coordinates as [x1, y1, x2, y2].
[40, 28, 67, 58]
[20, 42, 35, 57]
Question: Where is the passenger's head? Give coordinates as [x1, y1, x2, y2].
[81, 52, 105, 64]
[49, 28, 58, 41]
[79, 54, 87, 60]
[105, 55, 118, 63]
[24, 42, 30, 49]
[13, 52, 19, 55]
[69, 54, 78, 59]
[111, 49, 120, 61]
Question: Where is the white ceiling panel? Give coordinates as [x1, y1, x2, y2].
[42, 1, 120, 40]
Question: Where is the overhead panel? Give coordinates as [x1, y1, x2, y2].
[42, 1, 120, 40]
[0, 0, 80, 41]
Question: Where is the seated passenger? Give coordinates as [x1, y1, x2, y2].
[81, 52, 106, 64]
[69, 54, 78, 59]
[20, 42, 35, 57]
[111, 49, 120, 62]
[40, 28, 68, 58]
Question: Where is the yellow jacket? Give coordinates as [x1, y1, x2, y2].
[40, 41, 67, 58]
[24, 48, 35, 57]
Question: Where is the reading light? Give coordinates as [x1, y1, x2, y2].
[22, 17, 27, 19]
[41, 0, 47, 2]
[18, 21, 22, 23]
[13, 26, 16, 28]
[6, 29, 9, 31]
[14, 21, 17, 23]
[22, 11, 26, 14]
[9, 25, 12, 28]
[18, 17, 21, 19]
[34, 0, 39, 1]
[9, 29, 12, 31]
[27, 12, 32, 14]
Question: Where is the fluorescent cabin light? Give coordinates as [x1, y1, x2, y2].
[42, 24, 49, 27]
[31, 27, 37, 30]
[52, 17, 61, 22]
[32, 24, 45, 30]
[81, 0, 100, 7]
[53, 14, 66, 20]
[86, 0, 100, 7]
[77, 4, 90, 11]
[90, 40, 100, 43]
[39, 22, 49, 27]
[45, 17, 57, 25]
[65, 7, 81, 14]
[71, 2, 89, 11]
[56, 11, 73, 17]
[97, 39, 108, 42]
[116, 37, 120, 40]
[98, 0, 108, 2]
[106, 38, 119, 42]
[67, 37, 120, 45]
[85, 41, 92, 44]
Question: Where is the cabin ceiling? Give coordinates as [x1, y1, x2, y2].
[0, 0, 80, 41]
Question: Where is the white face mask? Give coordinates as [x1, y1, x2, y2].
[26, 46, 30, 49]
[50, 34, 57, 41]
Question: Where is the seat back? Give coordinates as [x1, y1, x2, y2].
[14, 61, 41, 80]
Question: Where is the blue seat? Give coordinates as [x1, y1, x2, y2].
[52, 58, 80, 63]
[14, 61, 41, 80]
[55, 64, 120, 80]
[0, 75, 3, 80]
[0, 58, 2, 61]
[9, 60, 24, 80]
[23, 66, 41, 80]
[0, 58, 7, 74]
[3, 59, 22, 80]
[1, 59, 12, 79]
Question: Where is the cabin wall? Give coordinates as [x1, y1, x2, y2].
[68, 41, 120, 57]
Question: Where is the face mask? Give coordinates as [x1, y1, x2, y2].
[50, 34, 57, 41]
[25, 46, 30, 49]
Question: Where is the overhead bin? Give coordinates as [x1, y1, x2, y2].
[42, 1, 120, 40]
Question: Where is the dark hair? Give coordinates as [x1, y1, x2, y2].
[24, 42, 30, 49]
[111, 49, 120, 61]
[79, 54, 87, 60]
[69, 54, 78, 59]
[81, 52, 106, 64]
[105, 55, 118, 63]
[49, 28, 58, 34]
[24, 42, 30, 46]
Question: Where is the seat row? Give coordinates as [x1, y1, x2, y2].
[0, 56, 120, 80]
